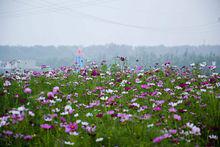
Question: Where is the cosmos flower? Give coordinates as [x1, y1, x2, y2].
[47, 92, 54, 99]
[209, 135, 218, 140]
[24, 87, 32, 94]
[168, 107, 177, 113]
[23, 135, 33, 140]
[153, 133, 171, 143]
[40, 124, 53, 130]
[64, 141, 74, 145]
[141, 84, 149, 89]
[153, 106, 161, 111]
[107, 110, 115, 115]
[65, 122, 78, 133]
[173, 114, 181, 121]
[53, 86, 59, 94]
[3, 130, 13, 136]
[96, 137, 104, 142]
[3, 80, 11, 87]
[169, 129, 177, 134]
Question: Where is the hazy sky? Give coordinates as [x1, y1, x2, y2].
[0, 0, 220, 46]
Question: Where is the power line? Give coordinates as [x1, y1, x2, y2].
[37, 0, 220, 33]
[0, 0, 115, 16]
[1, 0, 220, 33]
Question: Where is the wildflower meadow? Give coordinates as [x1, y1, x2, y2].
[0, 60, 219, 146]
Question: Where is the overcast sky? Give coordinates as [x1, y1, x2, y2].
[0, 0, 220, 46]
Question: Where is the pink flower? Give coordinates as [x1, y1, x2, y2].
[153, 136, 163, 143]
[107, 110, 115, 115]
[24, 87, 32, 94]
[173, 114, 181, 121]
[65, 122, 78, 133]
[153, 106, 161, 111]
[47, 92, 54, 99]
[53, 86, 59, 94]
[168, 107, 177, 113]
[23, 135, 33, 140]
[40, 124, 53, 130]
[169, 129, 177, 134]
[153, 133, 171, 143]
[141, 84, 149, 89]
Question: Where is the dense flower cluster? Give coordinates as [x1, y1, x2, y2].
[0, 61, 219, 146]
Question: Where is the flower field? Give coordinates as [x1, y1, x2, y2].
[0, 61, 219, 146]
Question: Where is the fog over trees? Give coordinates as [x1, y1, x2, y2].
[0, 44, 219, 71]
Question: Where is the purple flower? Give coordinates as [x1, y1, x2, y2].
[173, 114, 181, 121]
[153, 136, 163, 143]
[91, 69, 100, 77]
[107, 110, 115, 115]
[3, 130, 13, 136]
[168, 107, 177, 113]
[169, 129, 177, 134]
[65, 122, 78, 133]
[153, 133, 171, 143]
[24, 87, 32, 94]
[40, 124, 53, 130]
[141, 84, 149, 89]
[53, 86, 59, 94]
[47, 92, 54, 99]
[23, 135, 33, 140]
[96, 113, 103, 118]
[153, 106, 161, 111]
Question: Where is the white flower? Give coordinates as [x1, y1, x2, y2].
[106, 89, 114, 93]
[60, 111, 68, 115]
[76, 120, 81, 124]
[64, 141, 74, 145]
[52, 108, 60, 112]
[81, 122, 89, 126]
[86, 113, 93, 117]
[147, 124, 154, 128]
[64, 105, 72, 112]
[122, 91, 128, 94]
[49, 100, 56, 104]
[175, 86, 182, 90]
[186, 122, 194, 128]
[209, 135, 218, 140]
[3, 80, 11, 87]
[28, 111, 35, 117]
[55, 98, 62, 102]
[201, 89, 206, 92]
[100, 96, 108, 101]
[44, 115, 52, 121]
[168, 102, 177, 107]
[96, 138, 104, 142]
[38, 96, 45, 101]
[109, 82, 114, 85]
[18, 106, 26, 111]
[70, 131, 79, 136]
[177, 100, 183, 104]
[9, 110, 20, 115]
[74, 113, 79, 117]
